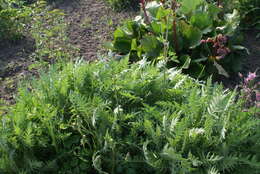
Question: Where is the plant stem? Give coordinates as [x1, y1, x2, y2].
[140, 0, 150, 24]
[172, 0, 179, 53]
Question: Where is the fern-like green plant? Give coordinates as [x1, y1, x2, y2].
[0, 58, 259, 173]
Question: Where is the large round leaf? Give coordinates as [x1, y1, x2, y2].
[145, 1, 161, 19]
[178, 0, 203, 15]
[179, 21, 202, 49]
[190, 13, 213, 34]
[113, 37, 132, 54]
[140, 35, 162, 58]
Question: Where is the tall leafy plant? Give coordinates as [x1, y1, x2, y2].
[108, 0, 248, 78]
[0, 0, 31, 40]
[208, 0, 260, 29]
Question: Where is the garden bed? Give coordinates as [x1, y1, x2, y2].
[0, 0, 260, 173]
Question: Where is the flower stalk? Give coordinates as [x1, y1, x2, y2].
[172, 0, 179, 53]
[140, 0, 150, 24]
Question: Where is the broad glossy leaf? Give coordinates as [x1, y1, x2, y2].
[231, 45, 250, 55]
[145, 1, 161, 19]
[114, 21, 138, 39]
[181, 55, 191, 69]
[131, 39, 138, 51]
[140, 35, 162, 58]
[151, 22, 161, 34]
[216, 10, 240, 36]
[179, 21, 202, 49]
[114, 28, 128, 38]
[213, 61, 229, 78]
[207, 4, 220, 19]
[113, 37, 132, 54]
[156, 7, 172, 20]
[178, 0, 203, 15]
[190, 13, 213, 34]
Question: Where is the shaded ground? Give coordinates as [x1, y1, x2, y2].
[243, 30, 260, 74]
[0, 37, 36, 104]
[219, 29, 260, 88]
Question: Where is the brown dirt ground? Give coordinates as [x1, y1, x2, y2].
[0, 0, 136, 104]
[56, 0, 136, 60]
[0, 37, 36, 104]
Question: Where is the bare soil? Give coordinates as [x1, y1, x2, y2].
[0, 0, 135, 104]
[0, 37, 36, 104]
[56, 0, 136, 60]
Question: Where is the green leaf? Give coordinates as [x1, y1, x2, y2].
[178, 0, 203, 15]
[179, 21, 202, 49]
[131, 39, 138, 51]
[103, 41, 114, 50]
[207, 4, 221, 19]
[145, 1, 161, 18]
[140, 35, 162, 58]
[213, 61, 229, 78]
[113, 21, 138, 39]
[216, 9, 240, 36]
[181, 55, 191, 69]
[231, 45, 250, 55]
[151, 21, 161, 34]
[156, 7, 171, 20]
[190, 13, 213, 34]
[113, 37, 132, 54]
[193, 57, 208, 63]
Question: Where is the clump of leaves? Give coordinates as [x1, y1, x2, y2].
[209, 0, 260, 29]
[105, 0, 139, 11]
[107, 0, 248, 79]
[29, 1, 78, 61]
[0, 58, 259, 173]
[0, 0, 31, 40]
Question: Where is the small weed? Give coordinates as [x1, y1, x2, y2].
[80, 16, 92, 28]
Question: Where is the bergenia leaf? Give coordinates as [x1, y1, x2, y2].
[178, 0, 204, 15]
[216, 9, 240, 36]
[213, 61, 230, 78]
[232, 45, 250, 55]
[145, 1, 161, 19]
[190, 13, 213, 34]
[181, 55, 191, 69]
[179, 21, 203, 49]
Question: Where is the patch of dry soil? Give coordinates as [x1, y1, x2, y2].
[57, 0, 136, 60]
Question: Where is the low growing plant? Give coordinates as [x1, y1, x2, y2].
[0, 0, 31, 40]
[0, 58, 259, 173]
[29, 1, 78, 61]
[105, 0, 139, 11]
[108, 0, 248, 79]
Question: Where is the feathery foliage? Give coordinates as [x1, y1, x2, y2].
[0, 58, 259, 173]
